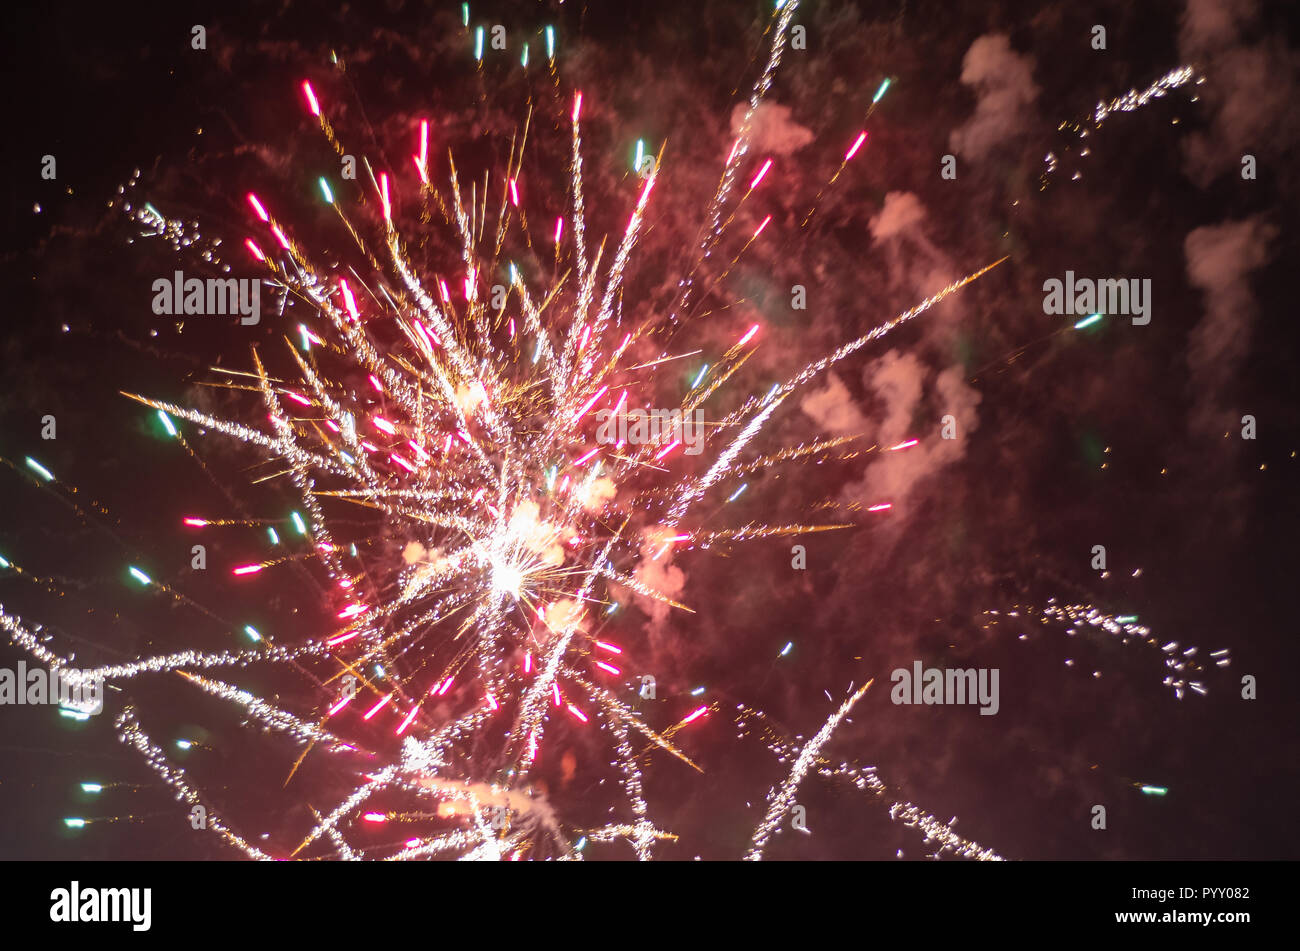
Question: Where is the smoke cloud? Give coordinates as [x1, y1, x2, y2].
[948, 34, 1039, 161]
[1178, 0, 1300, 187]
[1183, 216, 1277, 434]
[730, 101, 814, 157]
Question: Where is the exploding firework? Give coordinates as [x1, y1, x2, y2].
[1, 1, 1224, 861]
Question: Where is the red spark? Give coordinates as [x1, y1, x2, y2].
[247, 193, 269, 222]
[680, 706, 709, 725]
[301, 80, 320, 116]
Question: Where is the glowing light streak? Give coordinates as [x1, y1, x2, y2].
[363, 694, 393, 720]
[679, 706, 708, 725]
[301, 80, 320, 116]
[396, 706, 420, 735]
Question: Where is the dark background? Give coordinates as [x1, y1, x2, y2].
[1, 0, 1297, 860]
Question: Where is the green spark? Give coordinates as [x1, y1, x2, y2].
[157, 410, 178, 437]
[25, 457, 54, 482]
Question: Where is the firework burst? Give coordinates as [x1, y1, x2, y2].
[1, 2, 1222, 861]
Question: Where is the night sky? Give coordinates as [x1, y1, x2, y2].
[1, 0, 1297, 861]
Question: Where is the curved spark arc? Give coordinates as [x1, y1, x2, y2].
[745, 680, 875, 860]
